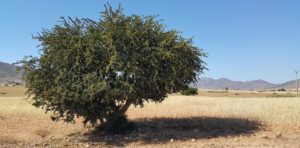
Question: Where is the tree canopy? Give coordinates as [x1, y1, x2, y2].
[18, 5, 207, 132]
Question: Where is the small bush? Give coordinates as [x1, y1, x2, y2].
[278, 88, 286, 91]
[181, 87, 198, 95]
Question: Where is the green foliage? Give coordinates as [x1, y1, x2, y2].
[17, 5, 207, 131]
[181, 87, 198, 95]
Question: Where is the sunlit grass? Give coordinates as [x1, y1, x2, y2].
[0, 97, 83, 144]
[128, 95, 300, 128]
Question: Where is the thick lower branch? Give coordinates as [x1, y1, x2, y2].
[120, 100, 132, 114]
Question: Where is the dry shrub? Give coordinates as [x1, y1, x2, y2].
[34, 129, 51, 138]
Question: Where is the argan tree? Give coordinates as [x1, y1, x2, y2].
[18, 5, 207, 132]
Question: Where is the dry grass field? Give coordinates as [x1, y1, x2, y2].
[0, 86, 27, 97]
[1, 86, 300, 147]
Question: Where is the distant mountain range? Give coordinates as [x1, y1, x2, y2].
[0, 61, 23, 85]
[0, 61, 297, 90]
[275, 80, 297, 90]
[193, 77, 297, 90]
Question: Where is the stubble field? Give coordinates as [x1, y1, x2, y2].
[1, 86, 300, 147]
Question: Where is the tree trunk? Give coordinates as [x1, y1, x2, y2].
[99, 100, 134, 133]
[120, 100, 132, 115]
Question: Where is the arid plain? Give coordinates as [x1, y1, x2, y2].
[1, 86, 300, 147]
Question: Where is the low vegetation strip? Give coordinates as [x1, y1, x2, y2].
[266, 93, 296, 98]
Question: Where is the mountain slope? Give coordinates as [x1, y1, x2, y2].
[193, 77, 277, 90]
[0, 61, 23, 84]
[274, 80, 297, 90]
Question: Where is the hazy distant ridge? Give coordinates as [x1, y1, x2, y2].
[0, 61, 297, 89]
[274, 80, 297, 90]
[194, 77, 296, 90]
[0, 61, 23, 84]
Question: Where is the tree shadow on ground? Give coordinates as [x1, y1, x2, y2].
[81, 116, 262, 146]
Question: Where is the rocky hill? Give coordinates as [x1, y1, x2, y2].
[273, 80, 297, 90]
[0, 61, 23, 85]
[193, 77, 276, 90]
[194, 77, 297, 90]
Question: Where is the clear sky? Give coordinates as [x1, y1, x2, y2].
[0, 0, 299, 83]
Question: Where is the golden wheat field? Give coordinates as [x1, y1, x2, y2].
[1, 86, 300, 147]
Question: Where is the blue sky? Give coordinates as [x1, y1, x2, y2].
[0, 0, 299, 83]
